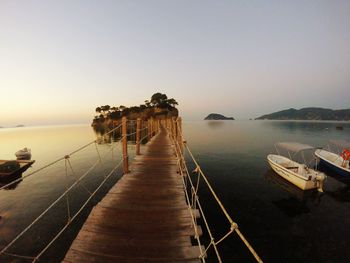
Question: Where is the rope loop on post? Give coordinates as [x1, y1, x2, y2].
[231, 222, 238, 231]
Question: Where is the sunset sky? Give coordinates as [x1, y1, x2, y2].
[1, 0, 349, 126]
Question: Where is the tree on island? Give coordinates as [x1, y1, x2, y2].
[150, 92, 178, 109]
[93, 92, 179, 124]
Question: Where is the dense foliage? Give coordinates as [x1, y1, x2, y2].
[93, 93, 178, 123]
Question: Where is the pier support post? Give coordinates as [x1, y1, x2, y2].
[177, 117, 183, 152]
[150, 117, 154, 138]
[122, 117, 129, 173]
[172, 117, 177, 140]
[136, 118, 141, 155]
[147, 119, 150, 140]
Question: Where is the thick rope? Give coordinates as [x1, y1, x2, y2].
[0, 141, 119, 257]
[165, 121, 263, 263]
[0, 123, 123, 191]
[33, 159, 123, 262]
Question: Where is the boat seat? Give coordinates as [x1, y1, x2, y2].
[286, 166, 299, 170]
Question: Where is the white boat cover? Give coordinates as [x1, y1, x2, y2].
[275, 142, 315, 153]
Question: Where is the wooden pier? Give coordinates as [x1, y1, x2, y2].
[63, 124, 203, 262]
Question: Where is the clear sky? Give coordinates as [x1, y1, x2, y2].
[1, 0, 349, 126]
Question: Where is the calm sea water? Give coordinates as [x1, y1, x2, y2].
[0, 121, 349, 262]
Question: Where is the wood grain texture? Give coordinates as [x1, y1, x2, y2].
[62, 126, 202, 262]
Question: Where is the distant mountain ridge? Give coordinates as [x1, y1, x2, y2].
[256, 107, 350, 121]
[204, 113, 234, 120]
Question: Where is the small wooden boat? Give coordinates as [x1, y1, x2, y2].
[15, 147, 32, 160]
[0, 160, 35, 179]
[315, 140, 350, 177]
[267, 142, 326, 192]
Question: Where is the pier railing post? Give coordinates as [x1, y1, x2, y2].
[172, 117, 177, 140]
[150, 117, 154, 138]
[136, 118, 141, 155]
[147, 119, 151, 140]
[122, 117, 129, 173]
[177, 117, 183, 152]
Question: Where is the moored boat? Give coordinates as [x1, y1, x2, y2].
[267, 142, 326, 192]
[15, 147, 32, 160]
[315, 140, 350, 177]
[0, 159, 35, 179]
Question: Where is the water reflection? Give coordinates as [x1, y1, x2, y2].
[264, 169, 318, 202]
[327, 185, 350, 203]
[206, 121, 225, 129]
[0, 172, 23, 190]
[92, 123, 146, 145]
[262, 120, 350, 134]
[272, 197, 311, 217]
[318, 163, 350, 203]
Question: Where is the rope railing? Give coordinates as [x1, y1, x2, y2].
[165, 117, 263, 263]
[0, 138, 121, 261]
[1, 116, 260, 262]
[0, 123, 123, 191]
[0, 118, 155, 262]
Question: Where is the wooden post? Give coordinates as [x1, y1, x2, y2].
[122, 117, 129, 173]
[172, 117, 177, 140]
[136, 118, 141, 155]
[150, 117, 154, 138]
[177, 117, 183, 152]
[147, 119, 150, 140]
[154, 119, 158, 134]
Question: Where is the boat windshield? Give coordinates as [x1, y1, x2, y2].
[274, 142, 317, 167]
[328, 140, 350, 154]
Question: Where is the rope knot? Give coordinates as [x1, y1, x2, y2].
[64, 155, 70, 159]
[192, 166, 200, 174]
[230, 222, 238, 231]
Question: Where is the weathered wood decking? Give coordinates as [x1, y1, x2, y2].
[63, 127, 202, 262]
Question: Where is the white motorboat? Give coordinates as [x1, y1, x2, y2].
[267, 142, 326, 192]
[15, 148, 32, 160]
[315, 140, 350, 177]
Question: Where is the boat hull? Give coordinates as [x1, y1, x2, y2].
[0, 160, 35, 179]
[267, 155, 321, 191]
[315, 149, 350, 177]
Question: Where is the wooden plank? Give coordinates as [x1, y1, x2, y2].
[74, 229, 193, 246]
[69, 239, 203, 260]
[64, 249, 201, 263]
[63, 126, 202, 262]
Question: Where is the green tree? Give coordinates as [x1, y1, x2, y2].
[95, 107, 102, 114]
[166, 98, 178, 107]
[150, 93, 168, 107]
[144, 100, 151, 107]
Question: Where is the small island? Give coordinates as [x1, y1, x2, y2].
[92, 93, 179, 129]
[255, 107, 350, 121]
[204, 113, 234, 120]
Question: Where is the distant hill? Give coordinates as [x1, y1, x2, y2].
[256, 107, 350, 121]
[204, 113, 234, 120]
